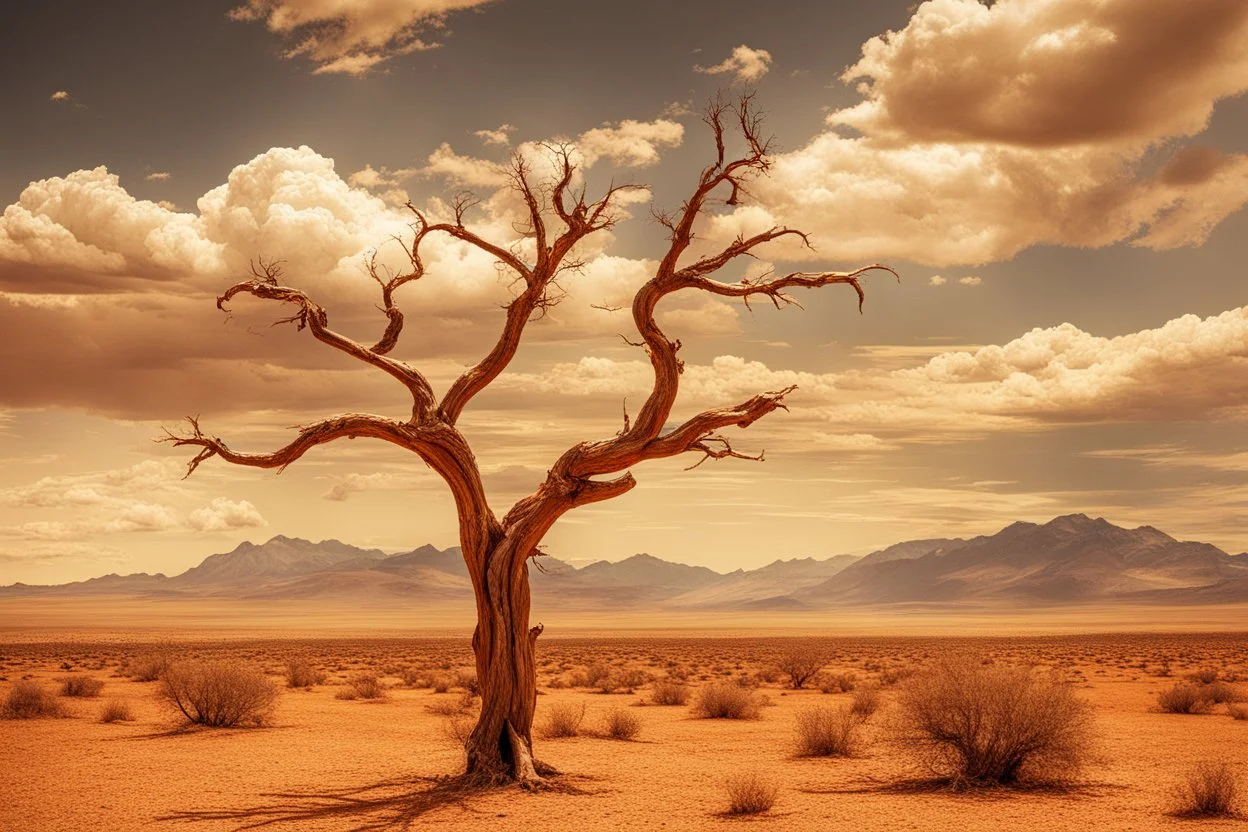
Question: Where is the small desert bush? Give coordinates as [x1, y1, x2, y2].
[126, 652, 171, 682]
[441, 715, 473, 748]
[650, 679, 690, 706]
[342, 673, 386, 700]
[284, 659, 326, 689]
[159, 661, 278, 727]
[538, 701, 585, 738]
[820, 671, 857, 694]
[1157, 683, 1214, 714]
[99, 699, 134, 723]
[1187, 668, 1220, 685]
[794, 705, 862, 757]
[426, 691, 476, 716]
[892, 658, 1092, 787]
[453, 670, 480, 696]
[851, 684, 882, 717]
[602, 707, 642, 740]
[399, 667, 427, 687]
[1202, 681, 1239, 705]
[777, 652, 825, 690]
[2, 681, 64, 719]
[1170, 760, 1240, 818]
[723, 771, 778, 815]
[693, 682, 761, 720]
[60, 675, 105, 698]
[430, 675, 452, 694]
[1228, 702, 1248, 720]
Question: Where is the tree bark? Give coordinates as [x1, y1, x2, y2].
[462, 536, 546, 786]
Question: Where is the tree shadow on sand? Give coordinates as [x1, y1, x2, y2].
[158, 773, 596, 831]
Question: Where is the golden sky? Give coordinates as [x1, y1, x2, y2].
[2, 0, 1247, 584]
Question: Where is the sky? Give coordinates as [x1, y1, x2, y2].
[1, 0, 1247, 585]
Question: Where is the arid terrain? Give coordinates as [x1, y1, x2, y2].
[2, 631, 1246, 831]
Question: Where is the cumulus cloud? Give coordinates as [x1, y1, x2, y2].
[928, 275, 946, 286]
[475, 124, 515, 147]
[959, 276, 982, 286]
[706, 0, 1248, 266]
[228, 0, 497, 75]
[500, 304, 1248, 432]
[145, 171, 171, 182]
[187, 497, 267, 531]
[695, 44, 773, 83]
[575, 119, 684, 168]
[50, 91, 72, 102]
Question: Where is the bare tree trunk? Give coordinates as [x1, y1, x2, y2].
[463, 537, 546, 786]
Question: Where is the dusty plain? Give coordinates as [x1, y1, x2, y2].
[2, 626, 1247, 832]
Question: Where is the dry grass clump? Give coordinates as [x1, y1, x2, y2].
[125, 653, 171, 682]
[426, 691, 476, 715]
[59, 675, 105, 698]
[159, 661, 278, 727]
[1227, 702, 1248, 720]
[777, 652, 825, 689]
[851, 684, 883, 717]
[693, 682, 761, 720]
[650, 679, 690, 706]
[794, 705, 862, 757]
[820, 671, 858, 694]
[2, 681, 65, 719]
[1170, 760, 1241, 818]
[602, 706, 642, 740]
[99, 699, 134, 723]
[723, 771, 778, 815]
[337, 673, 386, 701]
[892, 658, 1092, 788]
[441, 714, 473, 749]
[538, 701, 586, 738]
[284, 658, 326, 689]
[1157, 683, 1215, 714]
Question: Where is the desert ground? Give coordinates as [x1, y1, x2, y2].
[2, 630, 1246, 831]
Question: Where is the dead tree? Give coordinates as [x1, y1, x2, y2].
[164, 97, 895, 788]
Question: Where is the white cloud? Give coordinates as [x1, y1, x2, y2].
[706, 0, 1248, 266]
[475, 124, 515, 147]
[929, 275, 946, 286]
[572, 119, 685, 168]
[187, 497, 267, 531]
[959, 275, 982, 286]
[695, 44, 774, 83]
[145, 171, 171, 182]
[50, 91, 71, 102]
[228, 0, 498, 75]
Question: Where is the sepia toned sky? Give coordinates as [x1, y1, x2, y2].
[2, 0, 1247, 585]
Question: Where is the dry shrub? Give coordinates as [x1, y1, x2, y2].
[1228, 703, 1248, 721]
[693, 682, 761, 720]
[851, 684, 882, 717]
[820, 671, 857, 694]
[2, 681, 64, 719]
[777, 652, 825, 690]
[1157, 683, 1214, 714]
[159, 661, 278, 727]
[892, 658, 1092, 787]
[426, 691, 476, 716]
[539, 701, 585, 738]
[650, 679, 690, 706]
[1170, 760, 1240, 818]
[1187, 668, 1220, 685]
[442, 714, 473, 748]
[430, 675, 452, 694]
[602, 707, 642, 740]
[284, 659, 325, 689]
[126, 653, 171, 682]
[99, 699, 134, 723]
[794, 705, 862, 757]
[342, 673, 386, 700]
[399, 667, 427, 687]
[1202, 681, 1239, 705]
[60, 675, 105, 698]
[880, 666, 916, 687]
[453, 670, 480, 696]
[723, 771, 778, 815]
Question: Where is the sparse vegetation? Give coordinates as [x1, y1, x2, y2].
[284, 658, 326, 688]
[794, 705, 862, 757]
[723, 771, 778, 815]
[125, 652, 171, 682]
[538, 701, 585, 738]
[99, 699, 134, 723]
[1170, 760, 1240, 818]
[602, 707, 642, 740]
[1157, 683, 1214, 714]
[2, 681, 64, 719]
[777, 652, 825, 690]
[693, 682, 761, 720]
[650, 679, 690, 706]
[159, 661, 278, 727]
[851, 684, 882, 717]
[892, 658, 1092, 787]
[59, 675, 105, 697]
[820, 671, 857, 694]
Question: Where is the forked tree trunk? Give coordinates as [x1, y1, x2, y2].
[462, 537, 547, 786]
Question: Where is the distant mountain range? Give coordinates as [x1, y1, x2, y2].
[4, 515, 1247, 609]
